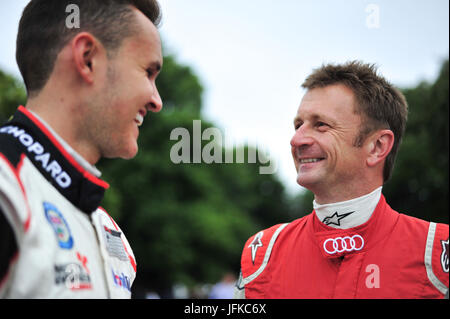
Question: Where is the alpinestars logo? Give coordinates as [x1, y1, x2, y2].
[441, 238, 449, 273]
[323, 211, 354, 226]
[248, 231, 263, 264]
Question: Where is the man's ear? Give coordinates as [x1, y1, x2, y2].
[71, 32, 100, 84]
[366, 129, 395, 167]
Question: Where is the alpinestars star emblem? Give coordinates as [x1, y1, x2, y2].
[248, 231, 263, 264]
[322, 211, 355, 226]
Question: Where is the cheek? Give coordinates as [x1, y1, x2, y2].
[100, 98, 133, 140]
[327, 131, 355, 157]
[336, 146, 366, 176]
[107, 64, 147, 107]
[123, 80, 153, 109]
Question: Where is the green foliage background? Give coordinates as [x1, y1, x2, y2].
[0, 57, 448, 298]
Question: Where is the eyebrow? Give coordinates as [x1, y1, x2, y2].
[293, 113, 336, 127]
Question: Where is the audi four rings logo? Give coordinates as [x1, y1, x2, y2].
[323, 235, 365, 254]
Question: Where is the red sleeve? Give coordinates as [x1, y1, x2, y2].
[241, 223, 286, 280]
[431, 223, 449, 291]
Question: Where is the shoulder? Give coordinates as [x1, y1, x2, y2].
[397, 212, 430, 234]
[235, 223, 289, 295]
[424, 221, 449, 295]
[0, 135, 30, 234]
[241, 223, 288, 276]
[0, 126, 26, 183]
[396, 213, 449, 295]
[0, 131, 29, 294]
[239, 215, 310, 285]
[94, 207, 137, 273]
[0, 123, 28, 204]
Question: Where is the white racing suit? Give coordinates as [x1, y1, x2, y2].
[0, 106, 136, 298]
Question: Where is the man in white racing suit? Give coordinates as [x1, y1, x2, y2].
[0, 0, 163, 298]
[0, 106, 138, 297]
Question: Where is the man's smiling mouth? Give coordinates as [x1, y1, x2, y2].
[299, 158, 325, 164]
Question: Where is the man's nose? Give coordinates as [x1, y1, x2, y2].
[290, 124, 314, 148]
[147, 86, 163, 113]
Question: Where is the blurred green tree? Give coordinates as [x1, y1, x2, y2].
[383, 59, 449, 223]
[0, 69, 27, 123]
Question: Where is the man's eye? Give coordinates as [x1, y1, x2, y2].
[316, 122, 329, 130]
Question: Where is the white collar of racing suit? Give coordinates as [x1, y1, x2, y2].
[313, 186, 382, 229]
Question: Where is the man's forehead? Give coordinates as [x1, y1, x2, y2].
[294, 85, 359, 125]
[127, 8, 162, 48]
[294, 102, 334, 124]
[121, 12, 162, 64]
[304, 84, 354, 101]
[298, 85, 356, 113]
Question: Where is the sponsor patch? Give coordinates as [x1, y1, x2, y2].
[103, 226, 128, 261]
[44, 201, 73, 249]
[111, 269, 131, 291]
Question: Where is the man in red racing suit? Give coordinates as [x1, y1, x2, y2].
[235, 61, 449, 299]
[236, 194, 448, 298]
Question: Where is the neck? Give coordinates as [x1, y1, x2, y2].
[26, 95, 100, 165]
[313, 178, 383, 205]
[24, 107, 102, 178]
[313, 186, 382, 229]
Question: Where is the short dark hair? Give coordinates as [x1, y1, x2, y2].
[302, 61, 408, 182]
[16, 0, 161, 97]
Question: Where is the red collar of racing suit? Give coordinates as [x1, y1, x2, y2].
[0, 106, 109, 214]
[310, 194, 399, 259]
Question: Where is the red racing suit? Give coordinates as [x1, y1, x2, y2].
[235, 195, 449, 298]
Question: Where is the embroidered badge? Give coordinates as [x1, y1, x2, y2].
[248, 231, 263, 264]
[44, 201, 74, 249]
[103, 226, 128, 261]
[111, 268, 131, 291]
[322, 211, 354, 226]
[441, 238, 449, 273]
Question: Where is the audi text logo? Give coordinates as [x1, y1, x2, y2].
[323, 235, 365, 255]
